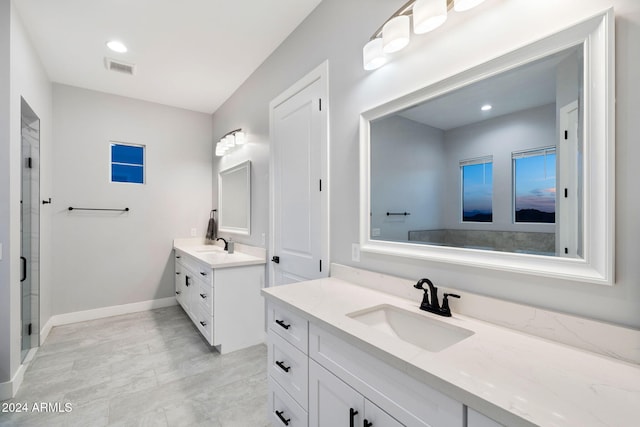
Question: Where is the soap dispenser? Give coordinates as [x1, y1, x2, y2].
[227, 238, 235, 254]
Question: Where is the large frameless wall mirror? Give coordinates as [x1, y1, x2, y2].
[360, 9, 614, 284]
[218, 160, 251, 236]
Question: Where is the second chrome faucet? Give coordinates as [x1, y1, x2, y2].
[413, 278, 460, 317]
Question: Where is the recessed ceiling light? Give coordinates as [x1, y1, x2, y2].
[106, 40, 127, 53]
[481, 104, 492, 111]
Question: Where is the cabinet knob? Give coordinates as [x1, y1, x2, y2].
[200, 293, 207, 299]
[364, 420, 373, 427]
[199, 321, 207, 327]
[200, 271, 207, 276]
[176, 272, 181, 275]
[175, 291, 181, 295]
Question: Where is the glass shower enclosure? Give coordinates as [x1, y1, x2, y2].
[21, 98, 40, 361]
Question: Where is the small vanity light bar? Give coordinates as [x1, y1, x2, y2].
[481, 104, 492, 111]
[215, 128, 246, 157]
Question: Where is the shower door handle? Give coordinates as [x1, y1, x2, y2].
[20, 257, 27, 282]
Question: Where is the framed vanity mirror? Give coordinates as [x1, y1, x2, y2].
[218, 160, 251, 235]
[360, 9, 614, 284]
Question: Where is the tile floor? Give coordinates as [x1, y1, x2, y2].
[0, 306, 270, 426]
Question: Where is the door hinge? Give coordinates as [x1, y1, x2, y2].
[27, 323, 32, 336]
[565, 247, 569, 254]
[319, 259, 322, 272]
[27, 157, 33, 169]
[319, 98, 322, 111]
[319, 179, 322, 192]
[564, 188, 568, 198]
[564, 130, 568, 140]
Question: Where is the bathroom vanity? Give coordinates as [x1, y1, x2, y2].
[262, 264, 639, 427]
[173, 239, 266, 354]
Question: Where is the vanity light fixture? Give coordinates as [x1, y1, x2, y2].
[106, 40, 128, 53]
[481, 104, 492, 111]
[215, 128, 246, 157]
[363, 0, 487, 70]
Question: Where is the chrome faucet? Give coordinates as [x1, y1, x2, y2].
[216, 237, 228, 251]
[413, 278, 460, 317]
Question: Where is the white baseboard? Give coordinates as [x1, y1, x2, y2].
[0, 360, 27, 401]
[40, 297, 177, 343]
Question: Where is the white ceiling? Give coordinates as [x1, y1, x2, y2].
[398, 46, 579, 131]
[15, 0, 322, 114]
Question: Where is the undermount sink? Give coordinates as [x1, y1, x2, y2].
[347, 305, 474, 352]
[194, 248, 222, 253]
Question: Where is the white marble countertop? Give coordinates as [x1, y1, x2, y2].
[262, 277, 640, 427]
[173, 239, 266, 269]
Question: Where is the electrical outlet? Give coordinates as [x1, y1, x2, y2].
[352, 243, 360, 262]
[372, 228, 381, 237]
[190, 228, 197, 237]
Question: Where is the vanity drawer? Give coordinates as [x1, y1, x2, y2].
[268, 329, 308, 410]
[193, 304, 214, 346]
[269, 375, 308, 427]
[268, 303, 308, 353]
[196, 279, 214, 317]
[309, 324, 463, 427]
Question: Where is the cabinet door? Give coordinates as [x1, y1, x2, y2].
[467, 408, 503, 427]
[310, 360, 403, 427]
[363, 400, 403, 427]
[310, 360, 363, 427]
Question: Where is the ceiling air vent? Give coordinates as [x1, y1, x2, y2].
[104, 57, 136, 75]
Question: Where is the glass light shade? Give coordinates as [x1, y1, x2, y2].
[454, 0, 486, 12]
[382, 15, 410, 53]
[363, 38, 387, 70]
[223, 135, 235, 148]
[413, 0, 448, 34]
[234, 131, 246, 145]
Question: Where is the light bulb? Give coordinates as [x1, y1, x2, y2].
[106, 40, 128, 53]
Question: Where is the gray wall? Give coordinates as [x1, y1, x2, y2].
[51, 84, 212, 315]
[442, 104, 556, 233]
[370, 116, 445, 241]
[212, 0, 640, 329]
[0, 0, 53, 386]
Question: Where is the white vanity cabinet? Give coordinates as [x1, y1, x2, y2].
[467, 409, 503, 427]
[174, 249, 265, 354]
[266, 301, 466, 427]
[310, 359, 402, 427]
[267, 303, 310, 426]
[309, 323, 463, 427]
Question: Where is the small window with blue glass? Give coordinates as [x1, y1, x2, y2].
[110, 142, 145, 184]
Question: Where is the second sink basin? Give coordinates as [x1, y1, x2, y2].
[347, 304, 474, 352]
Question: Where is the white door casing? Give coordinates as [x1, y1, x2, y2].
[558, 101, 580, 258]
[269, 61, 329, 286]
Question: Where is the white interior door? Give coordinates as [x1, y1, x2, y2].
[558, 101, 580, 258]
[270, 62, 328, 286]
